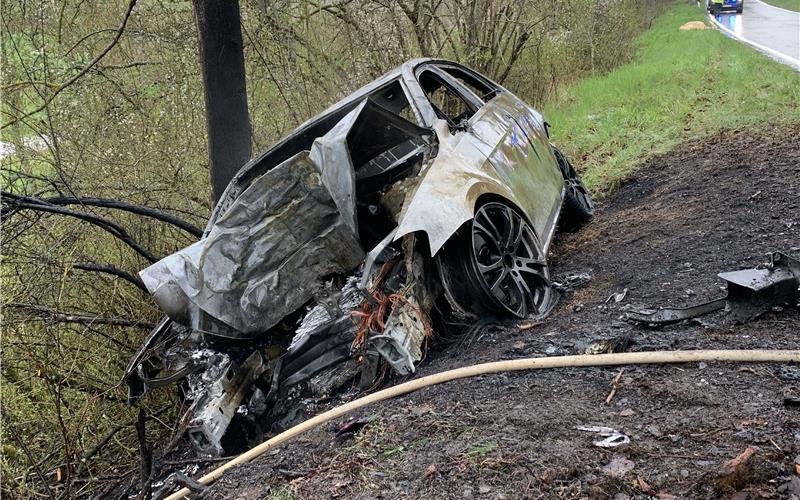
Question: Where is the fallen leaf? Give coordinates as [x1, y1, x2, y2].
[637, 476, 655, 495]
[424, 464, 437, 477]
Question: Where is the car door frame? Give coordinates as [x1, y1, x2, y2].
[402, 61, 564, 251]
[409, 64, 486, 128]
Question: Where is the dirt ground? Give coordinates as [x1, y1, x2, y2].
[188, 125, 799, 499]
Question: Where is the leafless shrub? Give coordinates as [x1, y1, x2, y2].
[1, 0, 659, 496]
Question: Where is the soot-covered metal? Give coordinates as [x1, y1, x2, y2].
[125, 59, 594, 455]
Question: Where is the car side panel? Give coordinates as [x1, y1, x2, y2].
[499, 91, 566, 248]
[468, 92, 564, 243]
[394, 94, 565, 256]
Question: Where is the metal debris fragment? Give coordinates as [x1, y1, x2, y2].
[577, 425, 631, 448]
[606, 288, 628, 304]
[627, 251, 800, 326]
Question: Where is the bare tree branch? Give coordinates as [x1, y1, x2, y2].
[2, 0, 139, 129]
[6, 302, 156, 330]
[2, 193, 160, 263]
[36, 194, 203, 238]
[72, 263, 148, 292]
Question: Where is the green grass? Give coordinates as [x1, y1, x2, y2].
[760, 0, 800, 11]
[544, 3, 800, 195]
[463, 441, 499, 458]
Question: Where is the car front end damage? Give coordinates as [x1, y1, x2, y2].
[124, 60, 585, 456]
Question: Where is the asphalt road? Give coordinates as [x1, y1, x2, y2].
[710, 0, 800, 68]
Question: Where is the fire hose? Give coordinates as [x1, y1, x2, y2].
[164, 349, 800, 499]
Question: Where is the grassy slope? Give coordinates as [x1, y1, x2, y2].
[760, 0, 800, 12]
[543, 3, 800, 194]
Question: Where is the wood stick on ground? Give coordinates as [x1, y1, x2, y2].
[605, 368, 625, 404]
[721, 446, 757, 475]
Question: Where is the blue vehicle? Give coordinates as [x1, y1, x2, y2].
[707, 0, 744, 14]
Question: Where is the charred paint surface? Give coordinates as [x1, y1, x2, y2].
[128, 58, 583, 456]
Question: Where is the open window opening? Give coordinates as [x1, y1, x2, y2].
[418, 70, 477, 129]
[439, 66, 500, 103]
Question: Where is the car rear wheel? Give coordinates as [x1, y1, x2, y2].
[552, 146, 593, 231]
[437, 201, 554, 319]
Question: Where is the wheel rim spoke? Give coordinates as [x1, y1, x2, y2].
[510, 273, 530, 317]
[566, 172, 592, 211]
[503, 207, 516, 248]
[475, 211, 502, 242]
[515, 256, 549, 283]
[471, 202, 552, 318]
[478, 258, 503, 274]
[490, 267, 509, 292]
[510, 219, 524, 251]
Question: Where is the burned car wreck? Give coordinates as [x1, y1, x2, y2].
[125, 59, 594, 455]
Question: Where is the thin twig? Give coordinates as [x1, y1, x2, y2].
[605, 368, 624, 404]
[72, 263, 147, 291]
[2, 408, 56, 500]
[2, 0, 139, 129]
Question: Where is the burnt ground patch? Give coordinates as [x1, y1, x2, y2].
[204, 124, 800, 499]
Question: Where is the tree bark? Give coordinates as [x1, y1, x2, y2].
[193, 0, 251, 203]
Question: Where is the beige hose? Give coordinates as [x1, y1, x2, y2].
[164, 349, 800, 499]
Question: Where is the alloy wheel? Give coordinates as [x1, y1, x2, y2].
[469, 202, 553, 318]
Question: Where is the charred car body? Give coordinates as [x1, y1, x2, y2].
[125, 59, 594, 455]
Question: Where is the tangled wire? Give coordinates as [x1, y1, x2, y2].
[350, 258, 433, 353]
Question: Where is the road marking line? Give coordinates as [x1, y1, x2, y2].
[707, 13, 800, 70]
[750, 0, 800, 16]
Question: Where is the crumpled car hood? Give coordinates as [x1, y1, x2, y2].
[139, 149, 364, 338]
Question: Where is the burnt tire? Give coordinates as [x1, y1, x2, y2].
[552, 146, 593, 231]
[436, 201, 555, 320]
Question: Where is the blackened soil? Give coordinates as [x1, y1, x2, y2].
[206, 125, 800, 499]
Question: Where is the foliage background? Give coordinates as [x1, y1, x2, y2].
[2, 0, 664, 497]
